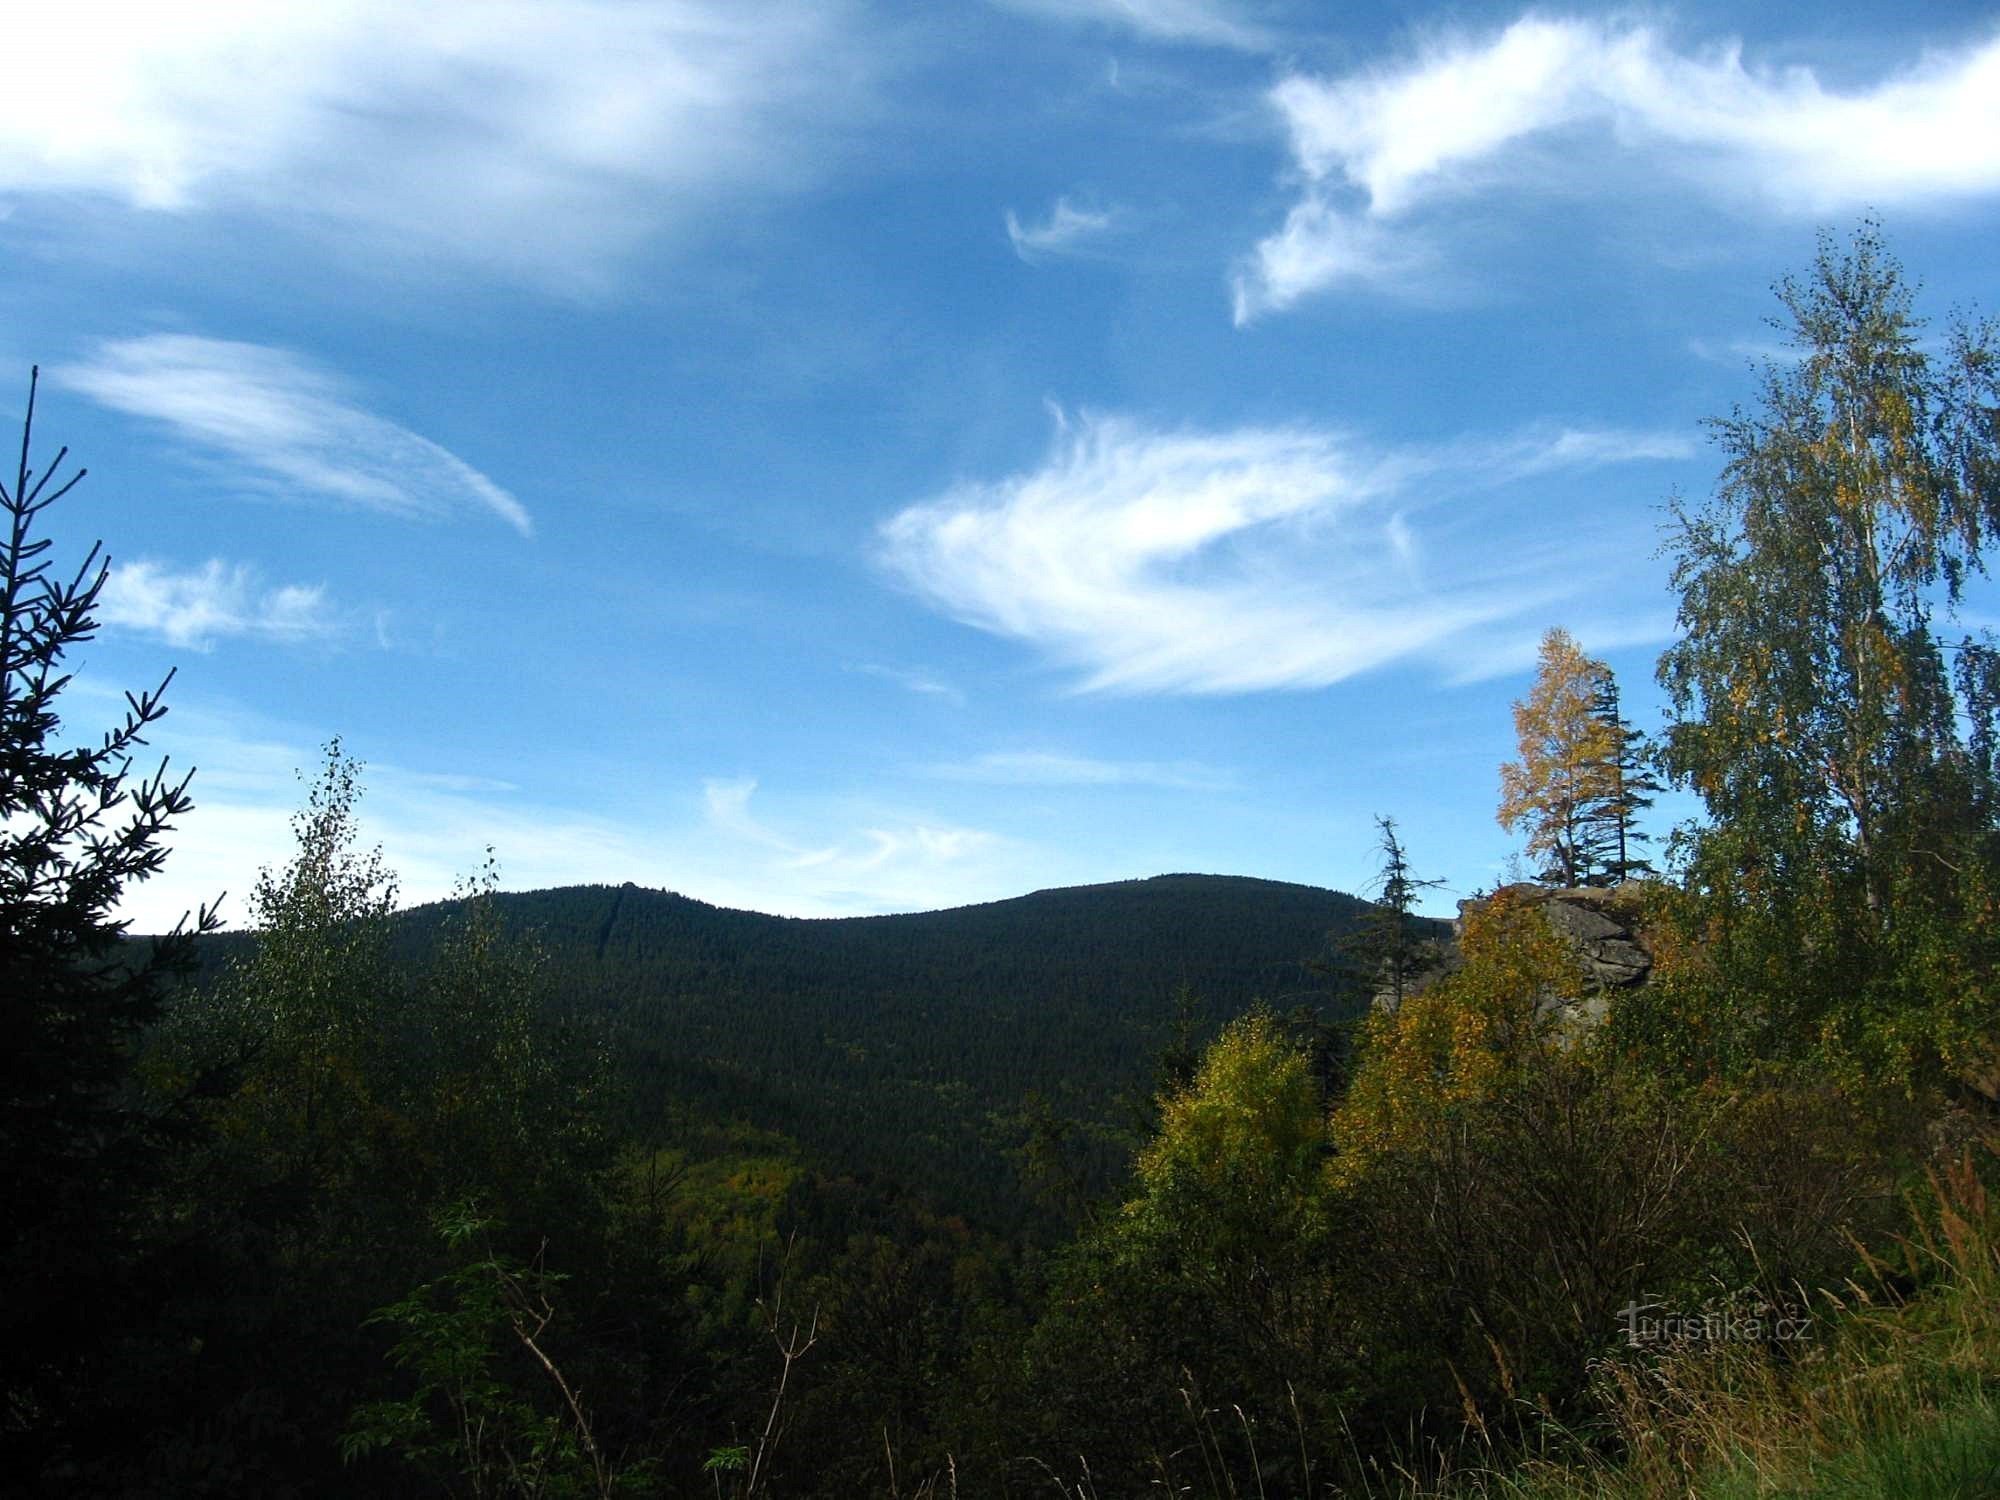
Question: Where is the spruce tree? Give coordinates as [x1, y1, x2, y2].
[1345, 815, 1443, 1011]
[1577, 672, 1660, 885]
[0, 368, 217, 1466]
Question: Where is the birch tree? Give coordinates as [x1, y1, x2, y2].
[1660, 225, 2000, 926]
[1657, 224, 2000, 1080]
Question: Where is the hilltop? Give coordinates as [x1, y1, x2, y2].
[195, 872, 1426, 1228]
[438, 873, 1413, 1227]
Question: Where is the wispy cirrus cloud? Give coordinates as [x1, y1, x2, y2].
[697, 775, 1005, 911]
[1439, 613, 1681, 687]
[98, 558, 335, 650]
[990, 0, 1276, 51]
[879, 411, 1688, 695]
[1006, 196, 1124, 262]
[96, 695, 1042, 931]
[883, 415, 1424, 694]
[1236, 16, 2000, 319]
[704, 775, 997, 877]
[57, 335, 531, 535]
[927, 750, 1235, 791]
[1447, 424, 1697, 483]
[1233, 204, 1443, 322]
[1686, 334, 1802, 368]
[702, 776, 795, 852]
[851, 662, 967, 705]
[0, 1, 871, 286]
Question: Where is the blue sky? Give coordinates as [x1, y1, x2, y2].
[9, 1, 1998, 930]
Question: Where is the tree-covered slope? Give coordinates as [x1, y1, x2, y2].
[378, 873, 1411, 1227]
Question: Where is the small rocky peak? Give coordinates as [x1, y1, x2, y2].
[1461, 882, 1655, 991]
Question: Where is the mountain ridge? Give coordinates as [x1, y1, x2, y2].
[192, 872, 1437, 1229]
[398, 868, 1370, 926]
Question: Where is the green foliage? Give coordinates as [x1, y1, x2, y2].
[121, 748, 640, 1492]
[1580, 671, 1662, 885]
[190, 870, 1403, 1231]
[703, 1445, 750, 1475]
[203, 741, 401, 1195]
[0, 369, 220, 1477]
[1338, 814, 1447, 1011]
[411, 853, 618, 1221]
[1658, 221, 2000, 1087]
[1129, 1007, 1331, 1249]
[1460, 1147, 2000, 1500]
[759, 1171, 1025, 1497]
[180, 744, 616, 1220]
[1010, 1010, 1358, 1492]
[345, 1203, 655, 1498]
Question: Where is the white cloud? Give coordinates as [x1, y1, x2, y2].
[852, 662, 967, 705]
[928, 750, 1235, 791]
[1006, 196, 1123, 261]
[0, 1, 867, 284]
[1686, 334, 1801, 367]
[1237, 16, 2000, 318]
[880, 412, 1688, 695]
[991, 0, 1275, 51]
[98, 558, 335, 650]
[1231, 199, 1442, 318]
[700, 775, 998, 895]
[1448, 424, 1698, 484]
[57, 335, 531, 535]
[91, 697, 1041, 931]
[702, 775, 793, 851]
[1440, 613, 1681, 686]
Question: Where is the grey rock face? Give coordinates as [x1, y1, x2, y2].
[1374, 882, 1656, 1024]
[1536, 891, 1653, 988]
[1455, 884, 1652, 984]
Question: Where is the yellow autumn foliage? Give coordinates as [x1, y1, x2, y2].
[1497, 626, 1621, 886]
[1129, 1007, 1328, 1232]
[1331, 889, 1590, 1185]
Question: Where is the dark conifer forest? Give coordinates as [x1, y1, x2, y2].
[188, 871, 1407, 1230]
[11, 229, 2000, 1498]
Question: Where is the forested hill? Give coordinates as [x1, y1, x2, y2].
[382, 872, 1408, 1228]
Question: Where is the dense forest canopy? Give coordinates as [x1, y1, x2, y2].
[183, 871, 1408, 1229]
[7, 227, 2000, 1497]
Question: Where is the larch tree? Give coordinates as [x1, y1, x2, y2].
[1498, 628, 1620, 887]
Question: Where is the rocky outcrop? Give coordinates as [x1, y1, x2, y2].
[1483, 883, 1654, 990]
[1374, 881, 1657, 1024]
